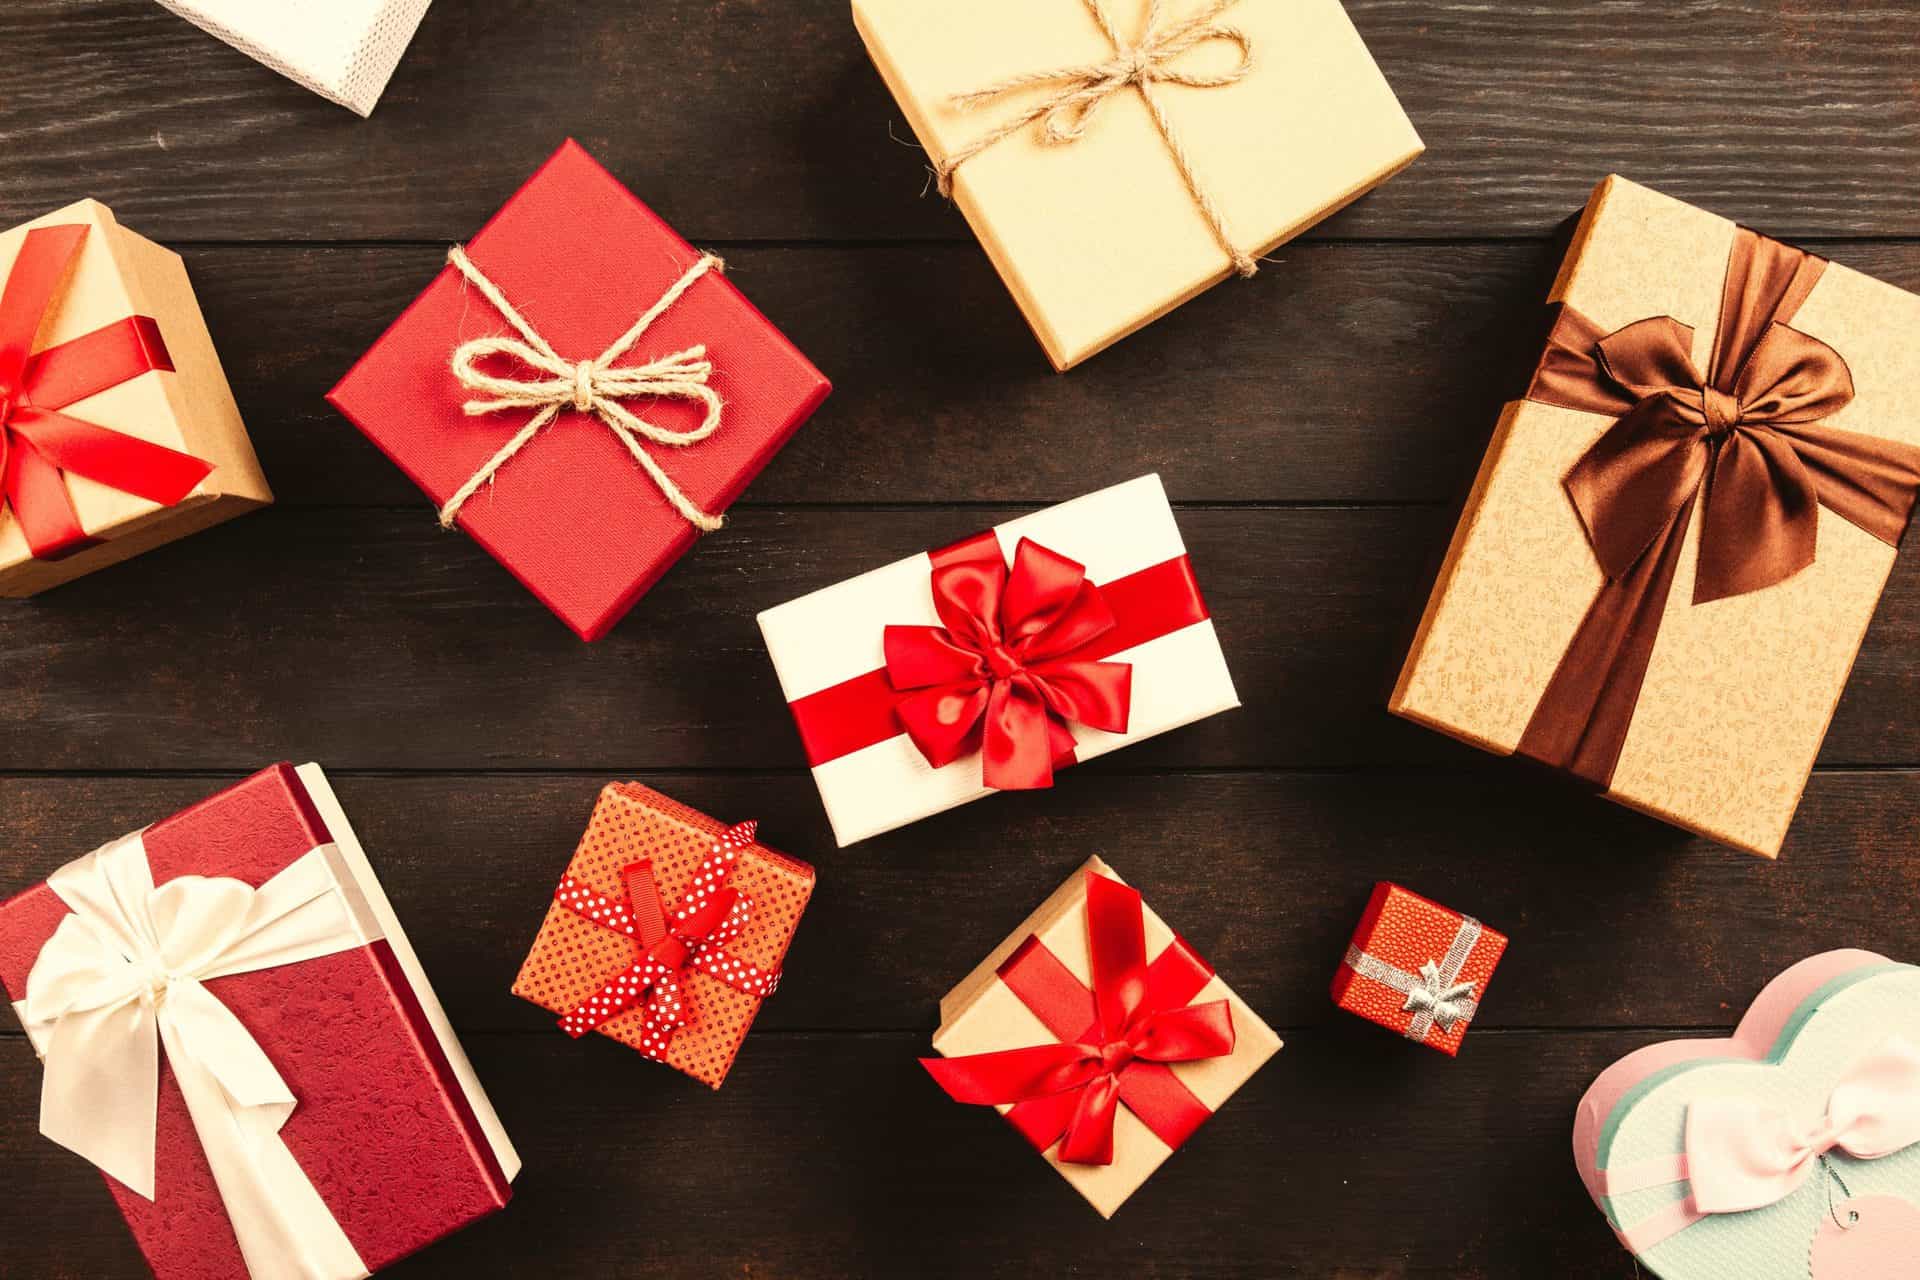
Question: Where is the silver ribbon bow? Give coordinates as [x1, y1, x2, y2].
[1343, 914, 1483, 1044]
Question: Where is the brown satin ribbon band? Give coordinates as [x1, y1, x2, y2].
[1515, 227, 1920, 787]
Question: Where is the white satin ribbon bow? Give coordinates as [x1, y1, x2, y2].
[19, 830, 379, 1280]
[1685, 1035, 1920, 1215]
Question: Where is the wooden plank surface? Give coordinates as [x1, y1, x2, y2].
[4, 0, 1919, 1276]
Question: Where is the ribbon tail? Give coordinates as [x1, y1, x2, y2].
[1055, 1073, 1124, 1166]
[1516, 493, 1696, 787]
[39, 999, 161, 1199]
[3, 426, 92, 559]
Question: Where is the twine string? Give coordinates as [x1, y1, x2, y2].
[932, 0, 1258, 277]
[439, 244, 729, 532]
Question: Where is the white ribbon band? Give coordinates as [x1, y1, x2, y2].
[20, 830, 381, 1280]
[1343, 913, 1483, 1044]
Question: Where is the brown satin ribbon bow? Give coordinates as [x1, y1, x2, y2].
[1517, 229, 1920, 786]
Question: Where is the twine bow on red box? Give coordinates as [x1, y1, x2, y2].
[554, 820, 780, 1059]
[921, 871, 1235, 1165]
[0, 224, 212, 559]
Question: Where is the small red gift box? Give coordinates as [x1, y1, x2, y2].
[328, 140, 831, 640]
[0, 764, 518, 1278]
[1331, 882, 1508, 1056]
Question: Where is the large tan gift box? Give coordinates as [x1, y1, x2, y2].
[853, 0, 1423, 371]
[0, 199, 270, 596]
[926, 857, 1281, 1217]
[1392, 176, 1920, 858]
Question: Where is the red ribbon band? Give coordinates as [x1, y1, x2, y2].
[788, 528, 1210, 791]
[921, 871, 1234, 1166]
[554, 820, 779, 1059]
[0, 224, 211, 560]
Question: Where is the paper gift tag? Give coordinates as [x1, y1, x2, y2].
[1810, 1197, 1920, 1278]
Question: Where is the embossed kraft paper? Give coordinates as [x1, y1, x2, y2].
[852, 0, 1423, 371]
[1392, 176, 1920, 858]
[929, 857, 1281, 1217]
[512, 784, 814, 1088]
[0, 200, 271, 596]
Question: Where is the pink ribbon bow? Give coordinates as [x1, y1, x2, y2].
[1686, 1036, 1920, 1214]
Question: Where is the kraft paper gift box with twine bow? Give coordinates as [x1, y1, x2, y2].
[852, 0, 1423, 371]
[328, 140, 832, 641]
[0, 199, 272, 597]
[0, 764, 519, 1279]
[155, 0, 433, 117]
[510, 782, 815, 1090]
[920, 857, 1282, 1218]
[1391, 175, 1920, 858]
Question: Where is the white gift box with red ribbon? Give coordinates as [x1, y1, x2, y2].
[757, 474, 1240, 846]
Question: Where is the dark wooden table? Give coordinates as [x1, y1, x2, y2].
[4, 1, 1919, 1275]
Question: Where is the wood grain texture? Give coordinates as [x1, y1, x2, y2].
[4, 0, 1920, 1275]
[2, 1, 1918, 242]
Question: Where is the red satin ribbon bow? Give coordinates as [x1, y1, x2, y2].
[0, 224, 212, 559]
[921, 871, 1235, 1166]
[555, 820, 779, 1059]
[884, 538, 1133, 791]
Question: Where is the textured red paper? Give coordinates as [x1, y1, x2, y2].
[1330, 882, 1508, 1057]
[326, 140, 832, 640]
[0, 766, 512, 1278]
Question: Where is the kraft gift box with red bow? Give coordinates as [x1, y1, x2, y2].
[756, 473, 1240, 846]
[510, 783, 814, 1089]
[1574, 951, 1920, 1280]
[1331, 882, 1508, 1057]
[921, 858, 1281, 1218]
[0, 764, 519, 1279]
[0, 199, 272, 597]
[327, 140, 832, 641]
[1392, 175, 1920, 858]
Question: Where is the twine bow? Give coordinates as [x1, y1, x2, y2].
[1402, 960, 1476, 1033]
[934, 0, 1259, 277]
[439, 244, 728, 532]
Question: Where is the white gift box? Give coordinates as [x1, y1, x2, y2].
[758, 475, 1239, 846]
[156, 0, 432, 116]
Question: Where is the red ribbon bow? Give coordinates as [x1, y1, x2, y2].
[921, 871, 1235, 1166]
[554, 820, 779, 1059]
[0, 224, 212, 559]
[884, 538, 1133, 791]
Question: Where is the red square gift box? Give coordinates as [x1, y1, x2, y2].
[0, 764, 518, 1279]
[1331, 882, 1508, 1056]
[327, 140, 832, 641]
[921, 858, 1281, 1217]
[511, 783, 814, 1088]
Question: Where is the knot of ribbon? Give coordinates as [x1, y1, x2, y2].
[439, 243, 728, 534]
[1517, 229, 1920, 786]
[921, 871, 1235, 1166]
[554, 820, 779, 1058]
[21, 832, 375, 1279]
[934, 0, 1259, 277]
[884, 537, 1133, 791]
[1402, 960, 1476, 1032]
[1685, 1036, 1920, 1216]
[0, 224, 212, 560]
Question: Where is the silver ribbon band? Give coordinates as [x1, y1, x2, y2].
[1343, 913, 1483, 1043]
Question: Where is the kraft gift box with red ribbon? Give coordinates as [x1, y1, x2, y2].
[0, 763, 519, 1279]
[327, 140, 832, 641]
[757, 473, 1239, 847]
[1574, 951, 1920, 1280]
[0, 199, 272, 597]
[852, 0, 1422, 371]
[1331, 882, 1507, 1057]
[922, 858, 1281, 1218]
[1391, 175, 1920, 858]
[510, 783, 814, 1089]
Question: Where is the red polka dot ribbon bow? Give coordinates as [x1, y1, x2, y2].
[920, 872, 1236, 1165]
[1, 224, 212, 559]
[554, 821, 779, 1057]
[883, 538, 1133, 791]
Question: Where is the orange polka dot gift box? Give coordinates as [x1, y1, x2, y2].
[1330, 882, 1509, 1057]
[511, 783, 814, 1088]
